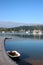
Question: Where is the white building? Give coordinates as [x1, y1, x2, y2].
[2, 31, 5, 34]
[32, 30, 42, 35]
[26, 30, 30, 34]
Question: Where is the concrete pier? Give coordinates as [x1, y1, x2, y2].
[0, 38, 18, 65]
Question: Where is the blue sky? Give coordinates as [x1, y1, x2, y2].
[0, 0, 43, 24]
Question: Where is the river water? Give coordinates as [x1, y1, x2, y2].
[5, 35, 43, 65]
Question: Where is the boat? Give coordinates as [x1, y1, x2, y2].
[7, 51, 20, 58]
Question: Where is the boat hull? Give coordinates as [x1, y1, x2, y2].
[7, 51, 20, 58]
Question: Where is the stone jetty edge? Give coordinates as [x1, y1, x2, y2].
[0, 37, 18, 65]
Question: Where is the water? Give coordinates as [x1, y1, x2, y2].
[5, 35, 43, 65]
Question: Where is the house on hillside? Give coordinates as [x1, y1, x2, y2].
[19, 29, 25, 32]
[32, 30, 42, 35]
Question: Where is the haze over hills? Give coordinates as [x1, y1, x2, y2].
[0, 22, 43, 28]
[0, 22, 30, 28]
[0, 22, 23, 28]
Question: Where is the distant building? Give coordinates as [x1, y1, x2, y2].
[26, 30, 30, 34]
[20, 29, 25, 32]
[32, 30, 42, 35]
[11, 31, 14, 33]
[2, 31, 5, 33]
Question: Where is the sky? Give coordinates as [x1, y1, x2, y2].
[0, 0, 43, 24]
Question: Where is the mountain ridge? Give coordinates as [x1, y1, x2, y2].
[0, 22, 43, 28]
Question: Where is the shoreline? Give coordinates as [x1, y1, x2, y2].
[0, 37, 18, 65]
[24, 58, 43, 65]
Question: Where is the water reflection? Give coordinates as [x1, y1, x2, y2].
[14, 34, 43, 40]
[5, 35, 43, 60]
[9, 57, 32, 65]
[5, 34, 43, 65]
[0, 32, 43, 40]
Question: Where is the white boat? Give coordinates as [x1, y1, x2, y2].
[7, 51, 20, 58]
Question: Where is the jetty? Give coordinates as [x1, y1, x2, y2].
[0, 38, 18, 65]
